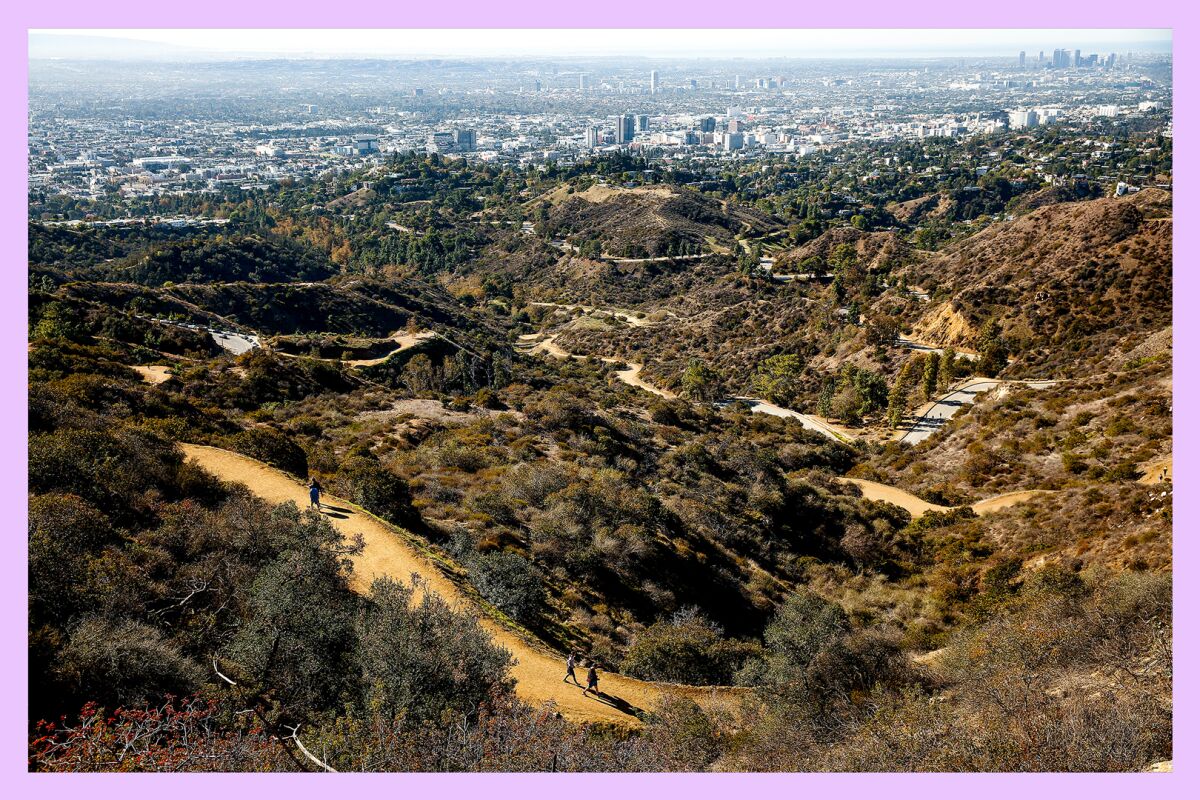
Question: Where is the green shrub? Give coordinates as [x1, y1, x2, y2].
[468, 550, 544, 625]
[621, 609, 761, 685]
[226, 426, 308, 477]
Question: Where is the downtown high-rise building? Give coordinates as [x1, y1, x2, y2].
[584, 126, 601, 149]
[649, 70, 659, 94]
[453, 129, 476, 151]
[614, 114, 635, 144]
[1019, 50, 1025, 68]
[579, 73, 590, 90]
[636, 114, 650, 132]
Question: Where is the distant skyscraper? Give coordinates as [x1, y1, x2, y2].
[734, 74, 741, 90]
[579, 74, 589, 90]
[614, 114, 635, 144]
[1038, 50, 1044, 63]
[689, 78, 697, 90]
[454, 129, 476, 151]
[533, 79, 541, 92]
[699, 116, 716, 133]
[636, 115, 650, 132]
[649, 70, 659, 94]
[1074, 49, 1081, 68]
[1019, 51, 1025, 68]
[584, 126, 601, 149]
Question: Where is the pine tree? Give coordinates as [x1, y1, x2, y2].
[937, 347, 958, 391]
[921, 352, 940, 401]
[887, 358, 918, 428]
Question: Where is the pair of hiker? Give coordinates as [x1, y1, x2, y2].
[564, 653, 599, 695]
[307, 477, 322, 510]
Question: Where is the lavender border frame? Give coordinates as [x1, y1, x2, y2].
[2, 5, 1190, 796]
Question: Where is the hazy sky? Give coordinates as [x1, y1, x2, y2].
[32, 29, 1172, 59]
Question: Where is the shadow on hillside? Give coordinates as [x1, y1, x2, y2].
[587, 690, 643, 718]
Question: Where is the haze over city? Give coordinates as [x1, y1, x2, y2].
[30, 28, 1172, 60]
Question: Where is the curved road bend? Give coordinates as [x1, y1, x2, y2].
[898, 378, 1059, 445]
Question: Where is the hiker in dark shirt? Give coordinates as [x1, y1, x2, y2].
[308, 477, 322, 510]
[583, 664, 599, 696]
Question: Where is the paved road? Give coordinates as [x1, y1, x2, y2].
[142, 316, 260, 354]
[209, 330, 260, 354]
[898, 378, 1059, 445]
[896, 337, 980, 362]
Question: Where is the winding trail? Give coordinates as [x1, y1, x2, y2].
[530, 302, 675, 328]
[181, 445, 742, 727]
[723, 397, 852, 443]
[518, 330, 847, 438]
[517, 333, 676, 399]
[843, 478, 1053, 518]
[276, 330, 437, 368]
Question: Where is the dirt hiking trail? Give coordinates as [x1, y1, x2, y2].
[181, 444, 742, 727]
[132, 365, 173, 385]
[843, 478, 1052, 518]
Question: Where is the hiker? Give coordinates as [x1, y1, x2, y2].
[564, 653, 578, 685]
[308, 477, 322, 510]
[583, 663, 599, 696]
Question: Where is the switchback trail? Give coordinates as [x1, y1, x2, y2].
[517, 333, 676, 399]
[518, 332, 848, 437]
[843, 478, 1053, 518]
[180, 444, 744, 727]
[273, 330, 438, 367]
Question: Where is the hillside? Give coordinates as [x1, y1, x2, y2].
[773, 227, 912, 272]
[903, 189, 1172, 377]
[539, 184, 779, 258]
[27, 157, 1173, 773]
[94, 234, 338, 286]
